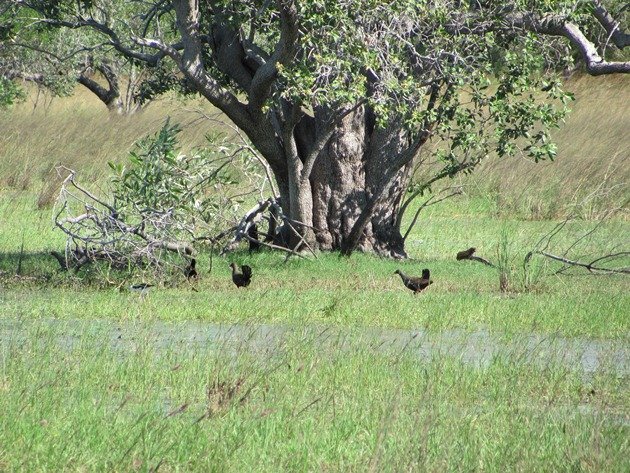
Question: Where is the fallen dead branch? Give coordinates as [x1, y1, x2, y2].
[52, 169, 194, 273]
[523, 199, 629, 276]
[465, 255, 495, 267]
[526, 250, 630, 275]
[220, 196, 316, 260]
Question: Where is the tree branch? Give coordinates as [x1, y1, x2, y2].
[3, 69, 45, 83]
[534, 251, 630, 274]
[516, 12, 630, 75]
[402, 187, 463, 242]
[77, 73, 113, 105]
[443, 4, 630, 75]
[592, 0, 630, 49]
[34, 16, 169, 67]
[248, 0, 298, 112]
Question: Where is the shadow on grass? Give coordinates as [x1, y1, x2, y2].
[0, 249, 193, 289]
[0, 250, 127, 287]
[0, 251, 60, 275]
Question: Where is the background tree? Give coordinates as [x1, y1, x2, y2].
[1, 1, 185, 113]
[7, 0, 630, 256]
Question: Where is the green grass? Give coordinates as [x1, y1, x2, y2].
[1, 190, 628, 338]
[1, 255, 629, 339]
[1, 320, 628, 471]
[0, 74, 629, 471]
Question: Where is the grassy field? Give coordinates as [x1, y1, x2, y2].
[0, 74, 628, 471]
[1, 189, 628, 338]
[1, 320, 628, 471]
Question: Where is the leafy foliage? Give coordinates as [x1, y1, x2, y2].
[4, 0, 628, 255]
[215, 0, 578, 176]
[0, 76, 25, 109]
[109, 119, 259, 238]
[52, 119, 265, 276]
[0, 0, 183, 112]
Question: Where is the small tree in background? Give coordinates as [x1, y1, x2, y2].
[0, 1, 187, 113]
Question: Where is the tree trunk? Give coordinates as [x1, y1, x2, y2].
[161, 1, 417, 257]
[283, 109, 410, 258]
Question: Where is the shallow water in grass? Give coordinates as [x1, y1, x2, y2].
[2, 317, 628, 377]
[2, 316, 628, 471]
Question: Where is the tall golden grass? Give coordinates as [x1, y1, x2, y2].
[463, 73, 630, 219]
[0, 87, 224, 197]
[1, 74, 628, 218]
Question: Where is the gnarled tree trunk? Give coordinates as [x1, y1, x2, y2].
[267, 107, 415, 258]
[308, 113, 410, 258]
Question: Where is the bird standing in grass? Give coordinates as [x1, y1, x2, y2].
[129, 283, 154, 299]
[130, 283, 154, 292]
[456, 247, 476, 260]
[185, 258, 200, 292]
[185, 258, 198, 280]
[230, 263, 252, 288]
[394, 268, 433, 294]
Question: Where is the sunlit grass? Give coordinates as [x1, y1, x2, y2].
[0, 87, 230, 199]
[414, 73, 630, 220]
[0, 74, 628, 471]
[0, 320, 627, 471]
[1, 75, 629, 218]
[1, 198, 628, 338]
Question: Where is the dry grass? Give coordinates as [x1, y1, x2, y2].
[417, 73, 630, 219]
[1, 74, 628, 219]
[0, 86, 227, 191]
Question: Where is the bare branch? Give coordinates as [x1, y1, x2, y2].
[244, 234, 309, 260]
[536, 251, 630, 274]
[53, 169, 196, 273]
[466, 255, 495, 267]
[402, 187, 463, 242]
[221, 198, 273, 254]
[502, 10, 630, 75]
[396, 159, 476, 230]
[593, 0, 630, 49]
[184, 107, 280, 198]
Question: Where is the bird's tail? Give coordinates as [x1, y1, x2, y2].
[242, 265, 252, 279]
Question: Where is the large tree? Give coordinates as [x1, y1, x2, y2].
[6, 0, 630, 256]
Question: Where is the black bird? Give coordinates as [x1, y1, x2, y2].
[247, 223, 261, 253]
[394, 268, 433, 294]
[230, 263, 252, 288]
[185, 258, 198, 280]
[456, 247, 476, 260]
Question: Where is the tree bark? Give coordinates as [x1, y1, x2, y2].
[293, 108, 410, 258]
